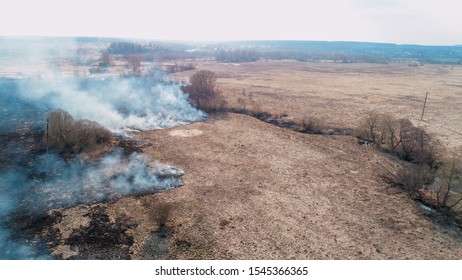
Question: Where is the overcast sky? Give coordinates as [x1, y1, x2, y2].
[0, 0, 461, 45]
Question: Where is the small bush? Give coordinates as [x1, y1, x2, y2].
[299, 117, 325, 134]
[47, 109, 112, 155]
[381, 163, 434, 199]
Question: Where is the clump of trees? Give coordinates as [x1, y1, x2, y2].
[360, 112, 462, 215]
[107, 42, 148, 55]
[126, 54, 142, 75]
[47, 109, 112, 155]
[98, 53, 113, 68]
[105, 41, 198, 62]
[215, 49, 260, 63]
[359, 112, 438, 165]
[181, 70, 227, 112]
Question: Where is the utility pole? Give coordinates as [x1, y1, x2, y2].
[46, 118, 49, 156]
[421, 91, 429, 120]
[45, 118, 49, 176]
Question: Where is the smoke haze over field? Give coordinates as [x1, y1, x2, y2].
[0, 37, 205, 131]
[0, 39, 205, 259]
[0, 150, 185, 259]
[0, 74, 198, 258]
[10, 150, 185, 214]
[16, 76, 206, 131]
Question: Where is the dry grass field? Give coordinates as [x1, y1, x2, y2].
[171, 60, 462, 157]
[50, 113, 462, 259]
[44, 60, 462, 259]
[3, 55, 461, 259]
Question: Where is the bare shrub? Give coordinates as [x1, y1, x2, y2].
[359, 111, 382, 144]
[359, 112, 400, 149]
[381, 162, 433, 199]
[236, 97, 247, 111]
[366, 113, 460, 223]
[381, 114, 401, 153]
[436, 158, 462, 210]
[70, 119, 112, 153]
[47, 109, 75, 152]
[398, 118, 438, 166]
[47, 109, 112, 155]
[300, 116, 325, 134]
[181, 70, 227, 112]
[154, 203, 171, 227]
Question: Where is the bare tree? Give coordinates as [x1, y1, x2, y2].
[47, 109, 112, 155]
[380, 161, 430, 199]
[360, 111, 382, 144]
[127, 54, 141, 74]
[188, 70, 217, 95]
[48, 109, 75, 152]
[382, 114, 401, 153]
[437, 159, 462, 209]
[399, 119, 437, 165]
[99, 53, 113, 68]
[181, 70, 226, 112]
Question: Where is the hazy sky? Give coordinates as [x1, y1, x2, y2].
[1, 0, 461, 45]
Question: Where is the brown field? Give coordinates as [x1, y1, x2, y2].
[171, 60, 462, 156]
[46, 60, 462, 259]
[50, 113, 462, 259]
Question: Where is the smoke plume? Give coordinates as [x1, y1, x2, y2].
[15, 76, 206, 131]
[0, 37, 203, 259]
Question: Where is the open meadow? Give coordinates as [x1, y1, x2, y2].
[171, 60, 462, 157]
[1, 40, 462, 259]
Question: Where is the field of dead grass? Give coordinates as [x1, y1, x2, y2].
[41, 59, 462, 259]
[171, 60, 462, 157]
[48, 113, 462, 259]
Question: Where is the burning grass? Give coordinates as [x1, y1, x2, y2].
[2, 41, 462, 260]
[0, 118, 186, 258]
[0, 73, 199, 259]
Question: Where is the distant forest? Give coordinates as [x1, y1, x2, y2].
[99, 38, 462, 64]
[2, 36, 461, 64]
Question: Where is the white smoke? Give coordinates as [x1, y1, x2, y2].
[16, 150, 184, 213]
[0, 149, 184, 259]
[1, 37, 206, 131]
[0, 37, 201, 259]
[16, 76, 206, 131]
